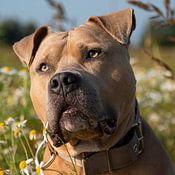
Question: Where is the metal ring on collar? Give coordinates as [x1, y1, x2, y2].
[34, 121, 57, 170]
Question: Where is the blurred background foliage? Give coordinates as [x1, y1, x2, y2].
[0, 20, 36, 45]
[0, 0, 175, 174]
[129, 0, 175, 163]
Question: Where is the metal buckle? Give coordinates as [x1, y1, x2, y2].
[41, 151, 57, 169]
[135, 120, 144, 154]
[35, 121, 57, 170]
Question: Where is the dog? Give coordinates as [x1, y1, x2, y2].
[13, 9, 175, 175]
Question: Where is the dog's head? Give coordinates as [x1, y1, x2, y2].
[13, 9, 136, 155]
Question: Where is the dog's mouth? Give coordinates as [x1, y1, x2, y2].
[48, 106, 117, 147]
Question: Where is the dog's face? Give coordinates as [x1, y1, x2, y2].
[13, 9, 136, 155]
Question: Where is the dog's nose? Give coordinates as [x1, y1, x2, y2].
[49, 72, 79, 94]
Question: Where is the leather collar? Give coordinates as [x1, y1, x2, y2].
[82, 102, 144, 175]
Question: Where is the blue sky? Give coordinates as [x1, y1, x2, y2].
[0, 0, 164, 46]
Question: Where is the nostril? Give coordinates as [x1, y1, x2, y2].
[50, 79, 59, 89]
[61, 73, 77, 86]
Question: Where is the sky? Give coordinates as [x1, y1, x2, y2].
[0, 0, 164, 46]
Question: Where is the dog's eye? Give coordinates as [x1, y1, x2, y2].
[86, 49, 101, 59]
[38, 63, 49, 73]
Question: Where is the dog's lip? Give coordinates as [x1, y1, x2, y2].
[48, 106, 117, 147]
[69, 138, 80, 146]
[61, 106, 117, 135]
[62, 106, 78, 115]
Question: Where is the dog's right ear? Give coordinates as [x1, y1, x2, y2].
[13, 26, 52, 67]
[87, 9, 135, 45]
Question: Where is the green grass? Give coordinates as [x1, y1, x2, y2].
[0, 45, 22, 69]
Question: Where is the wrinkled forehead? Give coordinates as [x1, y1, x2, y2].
[33, 23, 117, 68]
[39, 23, 113, 52]
[39, 31, 68, 53]
[68, 24, 113, 44]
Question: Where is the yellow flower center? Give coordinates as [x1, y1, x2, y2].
[43, 128, 47, 135]
[14, 129, 21, 138]
[4, 67, 11, 73]
[0, 171, 4, 175]
[19, 161, 26, 170]
[0, 122, 4, 128]
[20, 68, 27, 73]
[0, 168, 4, 175]
[30, 129, 36, 135]
[36, 166, 41, 174]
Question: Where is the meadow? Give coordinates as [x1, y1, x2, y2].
[0, 44, 175, 174]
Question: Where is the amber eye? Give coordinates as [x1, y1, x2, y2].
[38, 63, 49, 72]
[86, 49, 101, 59]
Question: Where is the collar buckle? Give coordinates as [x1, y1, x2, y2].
[34, 122, 57, 170]
[133, 119, 144, 155]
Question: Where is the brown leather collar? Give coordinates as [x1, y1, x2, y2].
[82, 104, 144, 175]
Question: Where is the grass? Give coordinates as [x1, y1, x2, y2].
[0, 45, 22, 69]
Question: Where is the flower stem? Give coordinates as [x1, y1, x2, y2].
[11, 130, 18, 173]
[60, 139, 78, 175]
[19, 136, 29, 160]
[22, 129, 34, 159]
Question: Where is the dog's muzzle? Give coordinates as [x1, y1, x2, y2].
[47, 71, 117, 147]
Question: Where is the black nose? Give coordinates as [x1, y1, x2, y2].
[49, 72, 79, 94]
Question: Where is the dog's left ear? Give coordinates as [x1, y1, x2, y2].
[13, 26, 52, 67]
[87, 8, 136, 45]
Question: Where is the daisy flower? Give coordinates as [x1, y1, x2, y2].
[14, 128, 22, 138]
[0, 168, 4, 175]
[0, 122, 4, 129]
[16, 120, 27, 128]
[36, 162, 44, 175]
[29, 130, 37, 140]
[0, 66, 17, 75]
[18, 68, 28, 76]
[5, 117, 15, 125]
[0, 122, 5, 132]
[19, 159, 33, 175]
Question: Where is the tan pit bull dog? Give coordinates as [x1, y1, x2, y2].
[13, 9, 175, 175]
